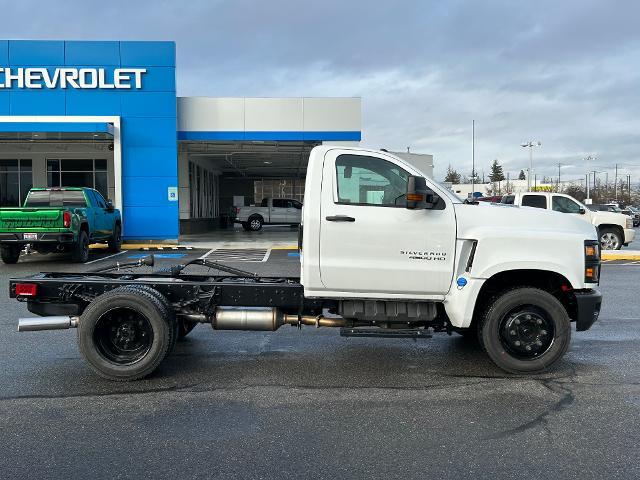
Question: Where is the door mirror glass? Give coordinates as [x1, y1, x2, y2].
[406, 176, 437, 210]
[106, 199, 115, 211]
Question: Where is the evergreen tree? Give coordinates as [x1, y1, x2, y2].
[518, 169, 526, 180]
[444, 165, 461, 184]
[489, 159, 505, 182]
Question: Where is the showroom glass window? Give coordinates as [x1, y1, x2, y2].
[0, 159, 33, 207]
[335, 155, 409, 206]
[47, 159, 107, 198]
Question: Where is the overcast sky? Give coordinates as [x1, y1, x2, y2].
[3, 0, 639, 183]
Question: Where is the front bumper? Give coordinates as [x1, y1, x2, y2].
[624, 228, 635, 244]
[574, 288, 602, 331]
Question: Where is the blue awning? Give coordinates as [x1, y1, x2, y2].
[0, 121, 114, 140]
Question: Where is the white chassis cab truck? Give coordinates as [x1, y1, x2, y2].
[502, 191, 635, 250]
[12, 146, 602, 380]
[234, 197, 302, 231]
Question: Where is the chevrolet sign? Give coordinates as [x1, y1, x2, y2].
[0, 67, 147, 89]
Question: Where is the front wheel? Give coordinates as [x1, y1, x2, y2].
[599, 228, 622, 250]
[478, 287, 571, 374]
[108, 224, 122, 252]
[0, 245, 21, 264]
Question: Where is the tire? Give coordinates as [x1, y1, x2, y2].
[241, 222, 251, 231]
[77, 286, 175, 381]
[108, 224, 122, 252]
[178, 320, 198, 339]
[248, 216, 263, 231]
[71, 230, 90, 263]
[599, 227, 622, 250]
[478, 287, 571, 374]
[0, 245, 21, 264]
[130, 285, 178, 352]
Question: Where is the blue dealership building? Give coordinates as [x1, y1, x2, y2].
[0, 40, 362, 240]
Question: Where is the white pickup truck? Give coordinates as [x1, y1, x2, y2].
[501, 192, 635, 250]
[235, 197, 302, 231]
[14, 146, 602, 380]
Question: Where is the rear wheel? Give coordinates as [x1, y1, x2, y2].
[479, 287, 571, 374]
[71, 230, 90, 263]
[0, 245, 21, 264]
[77, 286, 175, 381]
[248, 216, 263, 231]
[108, 224, 122, 252]
[599, 227, 622, 250]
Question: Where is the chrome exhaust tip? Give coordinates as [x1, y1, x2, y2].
[18, 316, 79, 332]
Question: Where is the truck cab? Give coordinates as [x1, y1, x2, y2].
[501, 191, 635, 250]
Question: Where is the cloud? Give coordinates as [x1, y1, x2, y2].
[2, 0, 639, 182]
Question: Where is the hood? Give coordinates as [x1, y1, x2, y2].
[454, 202, 597, 240]
[589, 209, 631, 224]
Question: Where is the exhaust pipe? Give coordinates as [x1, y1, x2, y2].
[18, 316, 79, 332]
[212, 307, 354, 330]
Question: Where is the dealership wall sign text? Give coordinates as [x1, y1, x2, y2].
[0, 67, 147, 89]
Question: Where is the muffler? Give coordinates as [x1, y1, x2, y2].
[18, 316, 79, 332]
[208, 307, 350, 331]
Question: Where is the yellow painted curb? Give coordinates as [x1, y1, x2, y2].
[271, 245, 299, 250]
[602, 253, 640, 261]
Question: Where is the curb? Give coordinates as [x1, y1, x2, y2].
[602, 250, 640, 261]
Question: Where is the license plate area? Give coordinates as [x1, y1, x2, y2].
[23, 233, 38, 241]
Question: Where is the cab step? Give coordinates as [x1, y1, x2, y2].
[339, 328, 432, 339]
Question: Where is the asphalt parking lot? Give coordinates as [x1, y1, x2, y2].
[0, 248, 639, 479]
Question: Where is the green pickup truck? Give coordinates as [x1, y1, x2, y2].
[0, 187, 122, 264]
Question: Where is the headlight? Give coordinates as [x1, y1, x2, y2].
[626, 218, 633, 228]
[584, 240, 601, 283]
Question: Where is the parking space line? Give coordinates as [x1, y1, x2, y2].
[198, 248, 216, 260]
[85, 251, 128, 265]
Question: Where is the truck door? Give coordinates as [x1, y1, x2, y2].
[87, 190, 110, 239]
[271, 199, 288, 224]
[551, 195, 587, 220]
[319, 150, 456, 297]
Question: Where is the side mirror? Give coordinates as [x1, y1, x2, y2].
[406, 176, 437, 210]
[579, 207, 586, 214]
[106, 200, 115, 212]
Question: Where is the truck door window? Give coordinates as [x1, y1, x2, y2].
[292, 200, 302, 209]
[522, 194, 547, 209]
[335, 154, 409, 206]
[260, 198, 268, 207]
[272, 199, 286, 208]
[92, 190, 107, 208]
[552, 196, 581, 213]
[502, 195, 515, 205]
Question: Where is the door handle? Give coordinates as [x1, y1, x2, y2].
[326, 215, 355, 222]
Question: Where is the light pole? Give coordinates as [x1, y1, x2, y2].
[583, 155, 596, 202]
[521, 141, 541, 190]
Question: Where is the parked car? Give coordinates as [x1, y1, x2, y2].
[0, 187, 122, 264]
[620, 206, 640, 227]
[501, 192, 634, 250]
[234, 198, 302, 231]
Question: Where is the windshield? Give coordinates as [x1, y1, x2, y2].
[25, 190, 87, 207]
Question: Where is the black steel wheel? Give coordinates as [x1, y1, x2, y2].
[479, 287, 571, 373]
[77, 286, 174, 381]
[94, 307, 154, 365]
